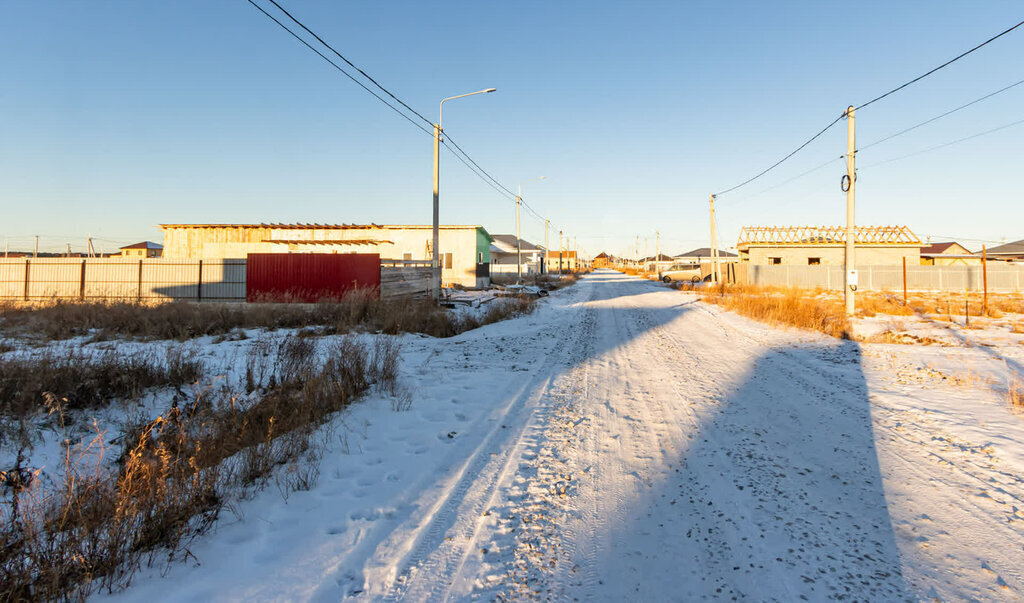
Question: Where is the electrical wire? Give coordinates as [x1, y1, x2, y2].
[714, 18, 1024, 198]
[861, 116, 1024, 169]
[246, 0, 434, 137]
[856, 19, 1024, 111]
[859, 77, 1024, 151]
[729, 155, 845, 205]
[713, 113, 845, 197]
[261, 0, 435, 128]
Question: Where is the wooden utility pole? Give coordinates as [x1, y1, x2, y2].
[544, 219, 550, 274]
[34, 235, 39, 258]
[559, 229, 564, 274]
[844, 105, 857, 316]
[709, 195, 720, 284]
[902, 256, 908, 305]
[982, 245, 988, 315]
[515, 193, 522, 280]
[655, 230, 660, 278]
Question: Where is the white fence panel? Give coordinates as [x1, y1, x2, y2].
[747, 264, 1024, 293]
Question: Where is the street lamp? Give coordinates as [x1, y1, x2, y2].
[516, 176, 545, 281]
[432, 87, 496, 299]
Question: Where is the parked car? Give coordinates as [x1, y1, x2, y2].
[661, 263, 703, 283]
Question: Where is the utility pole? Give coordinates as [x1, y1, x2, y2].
[432, 121, 442, 299]
[544, 219, 550, 275]
[34, 235, 39, 258]
[573, 236, 577, 271]
[644, 237, 648, 273]
[844, 105, 857, 316]
[634, 235, 639, 268]
[87, 237, 96, 258]
[515, 191, 522, 281]
[655, 230, 660, 278]
[559, 229, 564, 274]
[709, 194, 720, 285]
[66, 243, 71, 257]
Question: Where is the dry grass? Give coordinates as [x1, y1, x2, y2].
[696, 284, 850, 338]
[0, 288, 541, 343]
[0, 348, 202, 418]
[0, 334, 399, 600]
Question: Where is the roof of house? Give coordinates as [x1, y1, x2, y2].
[120, 241, 163, 250]
[674, 247, 737, 258]
[490, 234, 542, 252]
[737, 225, 921, 248]
[986, 239, 1024, 256]
[594, 252, 609, 259]
[920, 242, 971, 255]
[159, 223, 486, 232]
[642, 253, 676, 261]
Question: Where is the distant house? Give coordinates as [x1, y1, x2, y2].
[919, 242, 979, 266]
[545, 250, 578, 272]
[119, 241, 163, 258]
[489, 235, 543, 275]
[593, 252, 610, 268]
[672, 248, 739, 264]
[159, 223, 493, 288]
[736, 225, 924, 266]
[985, 239, 1024, 262]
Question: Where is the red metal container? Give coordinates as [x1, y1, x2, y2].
[246, 253, 380, 302]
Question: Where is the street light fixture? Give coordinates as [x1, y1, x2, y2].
[432, 88, 496, 299]
[516, 176, 546, 281]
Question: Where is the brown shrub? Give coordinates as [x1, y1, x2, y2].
[0, 348, 202, 418]
[0, 334, 400, 600]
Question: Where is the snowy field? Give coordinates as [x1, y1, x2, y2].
[8, 270, 1021, 600]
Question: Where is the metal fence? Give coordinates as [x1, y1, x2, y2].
[746, 264, 1024, 293]
[0, 258, 435, 302]
[0, 258, 246, 301]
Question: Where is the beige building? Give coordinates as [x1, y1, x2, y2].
[545, 250, 578, 272]
[159, 223, 493, 288]
[920, 242, 980, 266]
[736, 225, 923, 266]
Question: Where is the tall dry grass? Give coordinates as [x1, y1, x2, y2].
[0, 288, 538, 343]
[697, 285, 850, 338]
[0, 334, 399, 600]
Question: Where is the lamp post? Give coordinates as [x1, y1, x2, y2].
[515, 176, 546, 281]
[432, 87, 496, 299]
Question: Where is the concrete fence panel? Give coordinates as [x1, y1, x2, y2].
[747, 263, 1024, 293]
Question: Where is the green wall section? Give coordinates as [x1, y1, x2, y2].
[476, 227, 493, 263]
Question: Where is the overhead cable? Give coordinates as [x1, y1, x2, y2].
[855, 19, 1024, 111]
[859, 77, 1024, 151]
[715, 18, 1024, 198]
[864, 115, 1024, 167]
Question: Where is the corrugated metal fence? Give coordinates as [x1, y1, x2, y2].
[0, 257, 431, 302]
[746, 264, 1024, 292]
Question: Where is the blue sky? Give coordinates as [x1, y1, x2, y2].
[2, 1, 1022, 257]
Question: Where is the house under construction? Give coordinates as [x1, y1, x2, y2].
[736, 225, 924, 266]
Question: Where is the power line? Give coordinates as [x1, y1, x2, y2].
[261, 0, 434, 129]
[861, 116, 1024, 169]
[729, 155, 845, 205]
[856, 19, 1024, 111]
[713, 113, 845, 197]
[715, 18, 1024, 198]
[246, 0, 434, 137]
[247, 1, 568, 234]
[859, 77, 1024, 151]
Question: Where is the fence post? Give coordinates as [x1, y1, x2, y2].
[982, 246, 988, 315]
[80, 260, 86, 300]
[197, 259, 203, 302]
[23, 259, 30, 301]
[902, 257, 907, 304]
[137, 260, 143, 302]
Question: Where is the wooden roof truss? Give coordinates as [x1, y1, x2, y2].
[737, 225, 921, 247]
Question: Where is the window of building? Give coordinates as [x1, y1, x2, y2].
[768, 257, 782, 265]
[478, 252, 483, 263]
[807, 257, 821, 265]
[403, 252, 413, 261]
[444, 252, 453, 269]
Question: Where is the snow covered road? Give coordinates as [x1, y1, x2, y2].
[109, 270, 1024, 601]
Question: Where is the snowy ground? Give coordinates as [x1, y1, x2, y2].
[54, 270, 1022, 600]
